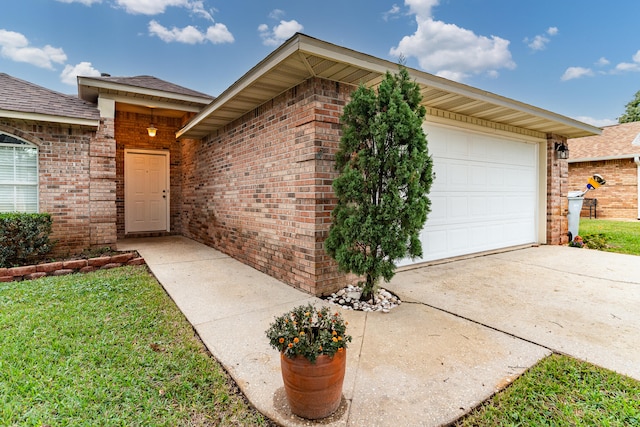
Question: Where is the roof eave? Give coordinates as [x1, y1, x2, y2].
[0, 109, 100, 127]
[77, 76, 213, 105]
[176, 36, 303, 139]
[569, 153, 640, 163]
[177, 33, 601, 140]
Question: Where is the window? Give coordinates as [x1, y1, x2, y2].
[0, 132, 38, 213]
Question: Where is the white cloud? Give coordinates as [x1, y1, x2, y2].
[149, 20, 233, 44]
[561, 66, 593, 81]
[115, 0, 190, 15]
[186, 0, 214, 21]
[383, 4, 401, 21]
[205, 23, 234, 44]
[525, 26, 558, 51]
[56, 0, 102, 5]
[595, 57, 610, 67]
[59, 0, 214, 19]
[389, 0, 515, 82]
[573, 116, 616, 127]
[527, 35, 549, 51]
[60, 62, 101, 85]
[405, 0, 439, 18]
[258, 19, 303, 46]
[615, 61, 640, 72]
[613, 49, 640, 73]
[0, 29, 67, 69]
[269, 9, 285, 20]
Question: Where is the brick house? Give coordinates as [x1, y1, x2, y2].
[568, 121, 640, 220]
[1, 33, 600, 295]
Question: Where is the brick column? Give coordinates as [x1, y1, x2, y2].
[89, 117, 117, 247]
[546, 133, 569, 245]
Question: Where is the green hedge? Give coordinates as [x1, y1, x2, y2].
[0, 213, 55, 268]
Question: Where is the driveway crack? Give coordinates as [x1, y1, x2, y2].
[403, 300, 556, 353]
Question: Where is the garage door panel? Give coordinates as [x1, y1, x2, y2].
[448, 196, 469, 219]
[399, 123, 539, 267]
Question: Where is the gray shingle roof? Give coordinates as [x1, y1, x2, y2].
[90, 75, 212, 99]
[569, 121, 640, 160]
[0, 73, 100, 122]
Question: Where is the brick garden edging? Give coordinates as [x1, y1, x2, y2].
[0, 252, 145, 282]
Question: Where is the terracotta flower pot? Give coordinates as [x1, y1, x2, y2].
[280, 349, 346, 419]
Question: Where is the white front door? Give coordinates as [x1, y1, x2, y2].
[125, 150, 169, 233]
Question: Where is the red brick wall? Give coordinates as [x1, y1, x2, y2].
[569, 159, 638, 219]
[114, 111, 183, 238]
[181, 78, 354, 295]
[546, 134, 569, 245]
[0, 119, 116, 256]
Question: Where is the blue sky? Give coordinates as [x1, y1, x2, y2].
[1, 0, 639, 127]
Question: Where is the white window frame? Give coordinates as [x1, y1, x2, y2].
[0, 132, 39, 213]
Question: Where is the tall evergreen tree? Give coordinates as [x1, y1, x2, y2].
[325, 67, 434, 301]
[619, 90, 640, 123]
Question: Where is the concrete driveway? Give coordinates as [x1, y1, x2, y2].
[120, 237, 640, 426]
[389, 245, 640, 381]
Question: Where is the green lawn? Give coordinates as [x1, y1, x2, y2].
[0, 266, 273, 426]
[456, 354, 640, 426]
[3, 262, 639, 426]
[578, 219, 640, 255]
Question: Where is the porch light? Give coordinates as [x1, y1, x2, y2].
[554, 142, 569, 159]
[147, 108, 157, 137]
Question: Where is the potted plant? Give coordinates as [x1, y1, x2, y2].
[266, 303, 352, 419]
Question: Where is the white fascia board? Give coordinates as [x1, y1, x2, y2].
[0, 109, 99, 127]
[177, 36, 302, 138]
[102, 94, 202, 113]
[298, 35, 602, 138]
[568, 154, 640, 163]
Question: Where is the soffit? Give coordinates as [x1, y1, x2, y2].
[178, 33, 600, 140]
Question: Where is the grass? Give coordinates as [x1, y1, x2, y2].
[578, 218, 640, 255]
[0, 266, 273, 427]
[455, 354, 640, 426]
[3, 255, 639, 426]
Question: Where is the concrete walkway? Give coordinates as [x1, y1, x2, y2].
[118, 237, 640, 427]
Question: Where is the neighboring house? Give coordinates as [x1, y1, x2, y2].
[0, 33, 600, 295]
[568, 121, 640, 220]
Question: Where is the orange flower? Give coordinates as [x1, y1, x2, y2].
[288, 343, 293, 348]
[332, 337, 338, 342]
[299, 331, 305, 336]
[337, 347, 344, 353]
[278, 337, 285, 344]
[338, 336, 343, 341]
[293, 337, 299, 343]
[331, 330, 337, 336]
[319, 346, 323, 351]
[305, 311, 310, 316]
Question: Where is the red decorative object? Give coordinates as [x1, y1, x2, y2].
[280, 349, 346, 419]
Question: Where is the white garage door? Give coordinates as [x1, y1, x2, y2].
[400, 123, 539, 266]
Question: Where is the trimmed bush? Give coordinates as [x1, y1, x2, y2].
[0, 213, 55, 268]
